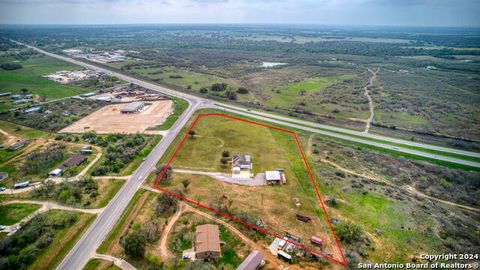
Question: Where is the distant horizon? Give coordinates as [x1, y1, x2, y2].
[1, 0, 479, 27]
[1, 23, 479, 29]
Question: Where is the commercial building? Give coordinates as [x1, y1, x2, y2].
[25, 106, 41, 113]
[195, 224, 221, 261]
[120, 101, 145, 114]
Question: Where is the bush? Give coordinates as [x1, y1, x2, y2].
[335, 222, 363, 244]
[225, 91, 237, 100]
[0, 63, 22, 70]
[210, 83, 228, 92]
[236, 87, 249, 94]
[199, 87, 208, 94]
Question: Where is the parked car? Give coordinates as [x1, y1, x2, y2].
[0, 225, 6, 231]
[0, 187, 6, 192]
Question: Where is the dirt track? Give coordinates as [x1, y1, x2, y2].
[60, 100, 173, 134]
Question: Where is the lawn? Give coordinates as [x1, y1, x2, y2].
[0, 54, 94, 112]
[0, 203, 41, 225]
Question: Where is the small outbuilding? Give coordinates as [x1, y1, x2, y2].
[310, 236, 323, 248]
[49, 168, 63, 177]
[80, 145, 93, 154]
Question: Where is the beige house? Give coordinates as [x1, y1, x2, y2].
[232, 154, 252, 179]
[195, 224, 221, 261]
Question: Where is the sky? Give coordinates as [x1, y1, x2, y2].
[0, 0, 479, 27]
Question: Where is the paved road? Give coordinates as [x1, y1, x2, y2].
[9, 40, 480, 269]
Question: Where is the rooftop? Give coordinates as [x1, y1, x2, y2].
[236, 250, 264, 270]
[195, 224, 221, 254]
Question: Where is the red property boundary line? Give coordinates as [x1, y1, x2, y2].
[154, 113, 347, 266]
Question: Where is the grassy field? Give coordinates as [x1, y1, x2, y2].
[0, 54, 94, 112]
[91, 179, 126, 208]
[169, 115, 289, 173]
[153, 97, 188, 130]
[0, 203, 41, 225]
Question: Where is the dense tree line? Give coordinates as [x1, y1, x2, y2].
[88, 133, 147, 175]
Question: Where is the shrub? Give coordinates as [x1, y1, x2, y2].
[236, 87, 249, 94]
[335, 222, 363, 244]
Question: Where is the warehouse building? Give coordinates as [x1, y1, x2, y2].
[121, 101, 145, 114]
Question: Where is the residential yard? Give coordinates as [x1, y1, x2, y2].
[0, 203, 41, 225]
[167, 212, 248, 269]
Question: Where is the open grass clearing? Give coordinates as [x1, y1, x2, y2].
[0, 203, 41, 225]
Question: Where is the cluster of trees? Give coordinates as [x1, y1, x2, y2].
[0, 211, 78, 270]
[0, 63, 22, 70]
[32, 177, 99, 207]
[91, 134, 147, 175]
[21, 143, 66, 175]
[120, 191, 180, 258]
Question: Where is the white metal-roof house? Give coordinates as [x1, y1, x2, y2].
[232, 154, 253, 179]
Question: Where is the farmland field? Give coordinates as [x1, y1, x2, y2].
[0, 52, 93, 112]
